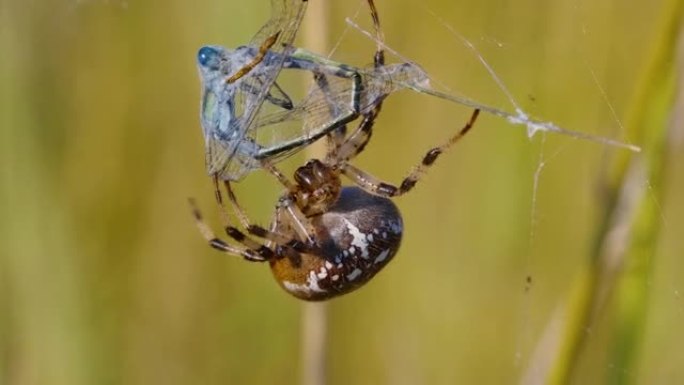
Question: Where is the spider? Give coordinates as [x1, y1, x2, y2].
[191, 1, 480, 301]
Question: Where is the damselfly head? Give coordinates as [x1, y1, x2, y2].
[197, 46, 223, 70]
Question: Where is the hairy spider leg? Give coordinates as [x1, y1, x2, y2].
[320, 0, 386, 155]
[226, 31, 281, 84]
[192, 175, 308, 264]
[189, 197, 269, 262]
[341, 109, 480, 197]
[258, 161, 319, 243]
[222, 180, 310, 252]
[209, 174, 309, 260]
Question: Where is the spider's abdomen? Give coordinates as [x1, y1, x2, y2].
[270, 187, 403, 301]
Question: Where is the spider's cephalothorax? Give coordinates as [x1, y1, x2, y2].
[291, 159, 342, 216]
[271, 179, 402, 300]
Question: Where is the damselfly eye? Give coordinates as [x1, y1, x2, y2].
[197, 46, 221, 69]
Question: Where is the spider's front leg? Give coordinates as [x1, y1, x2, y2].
[188, 198, 271, 262]
[324, 0, 386, 155]
[225, 31, 281, 84]
[215, 182, 312, 270]
[341, 109, 480, 198]
[331, 99, 384, 164]
[221, 179, 308, 252]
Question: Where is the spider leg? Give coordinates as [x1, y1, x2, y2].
[254, 59, 368, 163]
[332, 96, 384, 163]
[312, 72, 348, 152]
[311, 68, 363, 144]
[256, 160, 319, 245]
[366, 0, 385, 67]
[341, 109, 480, 197]
[327, 0, 386, 163]
[223, 180, 309, 253]
[209, 175, 301, 259]
[192, 189, 307, 263]
[188, 198, 269, 262]
[261, 161, 298, 191]
[226, 31, 281, 84]
[270, 204, 306, 267]
[277, 195, 319, 245]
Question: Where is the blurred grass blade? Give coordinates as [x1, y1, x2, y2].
[606, 5, 683, 385]
[301, 2, 330, 385]
[524, 0, 684, 383]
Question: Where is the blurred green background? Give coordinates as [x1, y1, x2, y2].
[1, 0, 682, 384]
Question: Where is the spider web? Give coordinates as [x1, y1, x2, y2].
[8, 0, 680, 384]
[58, 0, 682, 383]
[327, 0, 681, 383]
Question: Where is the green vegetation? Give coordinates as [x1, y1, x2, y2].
[1, 0, 681, 384]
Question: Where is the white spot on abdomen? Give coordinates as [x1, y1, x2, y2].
[343, 218, 370, 259]
[346, 268, 362, 281]
[374, 249, 391, 264]
[282, 270, 327, 296]
[307, 270, 325, 293]
[388, 220, 403, 234]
